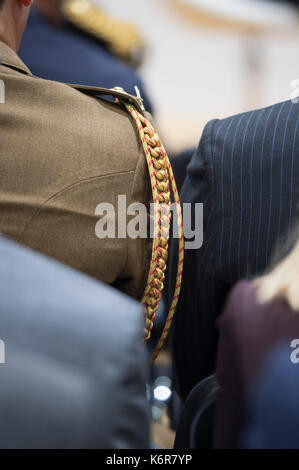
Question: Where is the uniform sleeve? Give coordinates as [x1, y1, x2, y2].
[116, 125, 152, 300]
[18, 112, 152, 301]
[169, 119, 232, 400]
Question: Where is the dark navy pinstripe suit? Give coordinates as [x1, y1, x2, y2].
[170, 100, 299, 400]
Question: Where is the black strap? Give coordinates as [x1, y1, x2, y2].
[68, 84, 146, 115]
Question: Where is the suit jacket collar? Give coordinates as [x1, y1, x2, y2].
[0, 41, 32, 76]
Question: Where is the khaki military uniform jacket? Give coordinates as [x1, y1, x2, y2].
[0, 41, 152, 299]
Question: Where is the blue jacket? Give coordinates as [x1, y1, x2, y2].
[170, 99, 299, 399]
[0, 236, 149, 448]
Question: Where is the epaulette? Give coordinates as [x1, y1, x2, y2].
[69, 84, 146, 115]
[62, 0, 145, 66]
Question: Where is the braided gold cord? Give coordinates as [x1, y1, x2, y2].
[151, 161, 184, 363]
[119, 102, 184, 362]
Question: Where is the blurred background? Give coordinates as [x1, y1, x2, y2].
[94, 0, 299, 152]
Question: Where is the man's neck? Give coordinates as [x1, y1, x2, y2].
[0, 23, 18, 52]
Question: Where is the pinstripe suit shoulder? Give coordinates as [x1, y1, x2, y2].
[170, 100, 299, 399]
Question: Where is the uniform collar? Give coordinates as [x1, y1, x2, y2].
[0, 41, 32, 76]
